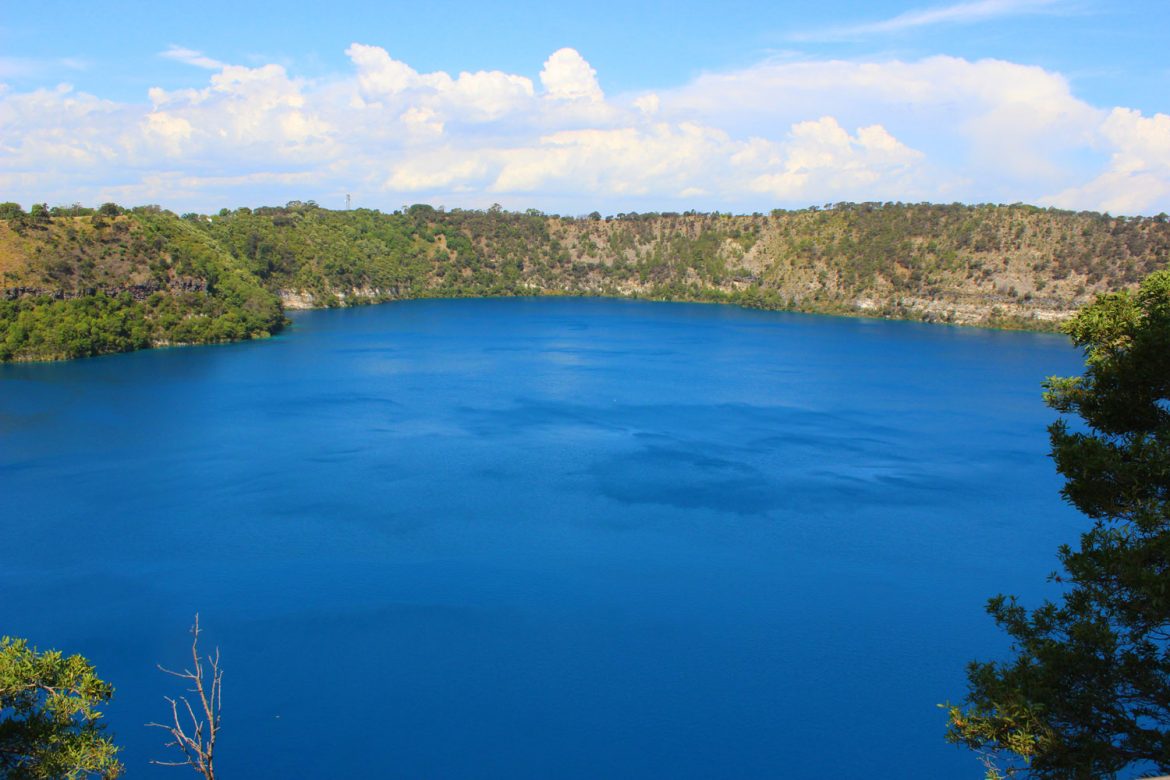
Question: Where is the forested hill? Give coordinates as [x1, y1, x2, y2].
[2, 201, 1168, 361]
[0, 205, 284, 361]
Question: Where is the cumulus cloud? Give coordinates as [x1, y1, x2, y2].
[492, 123, 733, 195]
[399, 106, 444, 137]
[742, 118, 925, 200]
[370, 114, 925, 209]
[656, 55, 1119, 200]
[137, 63, 333, 165]
[387, 150, 493, 192]
[1046, 109, 1170, 214]
[634, 93, 660, 116]
[540, 48, 604, 102]
[0, 84, 127, 171]
[346, 43, 534, 121]
[0, 43, 1167, 215]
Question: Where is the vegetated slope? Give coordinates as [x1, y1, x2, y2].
[0, 207, 284, 360]
[200, 201, 1169, 325]
[2, 201, 1168, 361]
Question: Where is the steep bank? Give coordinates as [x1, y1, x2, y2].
[2, 201, 1168, 360]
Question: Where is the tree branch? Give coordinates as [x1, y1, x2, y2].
[147, 615, 221, 780]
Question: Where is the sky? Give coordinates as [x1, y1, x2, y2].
[2, 0, 1169, 215]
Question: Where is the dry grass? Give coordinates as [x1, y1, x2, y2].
[0, 222, 35, 284]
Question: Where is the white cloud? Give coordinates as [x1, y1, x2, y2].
[347, 43, 428, 96]
[658, 56, 1106, 199]
[741, 118, 924, 199]
[142, 111, 194, 156]
[443, 69, 534, 121]
[345, 43, 533, 121]
[491, 123, 733, 195]
[792, 0, 1065, 40]
[160, 46, 227, 70]
[387, 149, 493, 191]
[0, 84, 126, 171]
[136, 63, 333, 162]
[400, 106, 444, 137]
[540, 48, 603, 102]
[375, 116, 923, 207]
[0, 44, 1167, 215]
[634, 93, 660, 116]
[1045, 108, 1170, 214]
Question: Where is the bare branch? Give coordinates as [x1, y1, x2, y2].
[148, 614, 222, 780]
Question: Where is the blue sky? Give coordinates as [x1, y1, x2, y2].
[2, 0, 1169, 214]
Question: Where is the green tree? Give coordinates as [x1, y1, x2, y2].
[946, 270, 1170, 778]
[0, 637, 122, 778]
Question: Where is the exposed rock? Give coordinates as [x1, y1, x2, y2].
[4, 278, 207, 302]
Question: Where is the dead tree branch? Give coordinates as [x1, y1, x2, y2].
[147, 614, 222, 780]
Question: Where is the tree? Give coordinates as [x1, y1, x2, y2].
[148, 616, 222, 780]
[0, 637, 122, 778]
[946, 270, 1170, 778]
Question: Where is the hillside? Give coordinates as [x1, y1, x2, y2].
[2, 201, 1168, 361]
[0, 205, 284, 360]
[196, 201, 1169, 324]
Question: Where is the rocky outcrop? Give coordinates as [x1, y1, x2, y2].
[3, 278, 208, 302]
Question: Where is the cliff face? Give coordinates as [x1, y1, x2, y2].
[2, 202, 1169, 360]
[509, 209, 1112, 327]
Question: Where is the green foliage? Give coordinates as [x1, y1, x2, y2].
[197, 203, 552, 301]
[0, 637, 122, 779]
[0, 289, 283, 362]
[49, 205, 95, 218]
[947, 270, 1170, 778]
[3, 201, 1169, 361]
[0, 295, 149, 360]
[0, 204, 285, 361]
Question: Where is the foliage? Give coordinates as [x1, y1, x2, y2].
[946, 270, 1170, 778]
[3, 200, 1169, 361]
[0, 637, 122, 779]
[0, 289, 282, 362]
[192, 201, 1170, 321]
[0, 206, 285, 361]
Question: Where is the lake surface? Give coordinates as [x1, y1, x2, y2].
[1, 298, 1087, 777]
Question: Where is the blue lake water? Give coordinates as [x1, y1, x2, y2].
[1, 297, 1088, 777]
